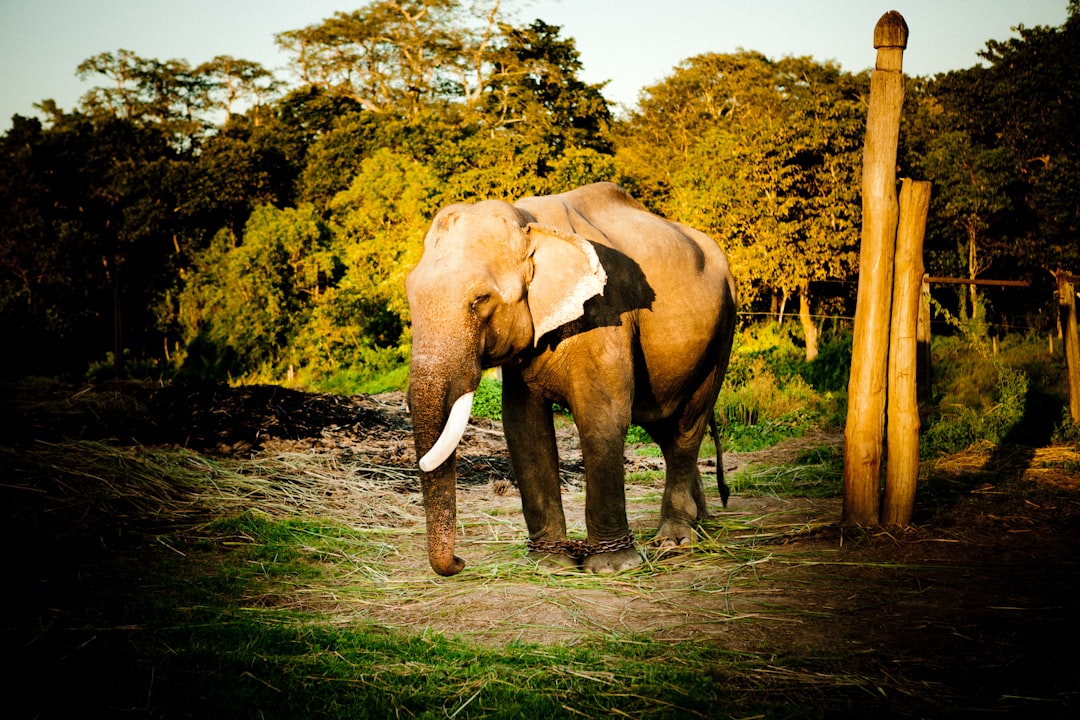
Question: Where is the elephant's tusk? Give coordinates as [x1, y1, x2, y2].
[418, 391, 474, 472]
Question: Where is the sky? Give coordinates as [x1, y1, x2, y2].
[0, 0, 1071, 132]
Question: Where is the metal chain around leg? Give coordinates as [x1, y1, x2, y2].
[526, 532, 636, 560]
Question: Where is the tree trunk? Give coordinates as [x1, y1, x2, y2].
[883, 180, 930, 527]
[798, 280, 819, 362]
[917, 278, 932, 402]
[111, 258, 124, 380]
[842, 11, 907, 526]
[1059, 272, 1080, 425]
[966, 226, 980, 327]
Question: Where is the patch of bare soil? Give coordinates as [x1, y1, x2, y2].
[3, 380, 1079, 716]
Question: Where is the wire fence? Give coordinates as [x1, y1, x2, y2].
[735, 311, 1063, 337]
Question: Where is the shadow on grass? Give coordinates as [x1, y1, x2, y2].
[915, 387, 1066, 523]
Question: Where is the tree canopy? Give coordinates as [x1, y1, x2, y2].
[2, 0, 1078, 385]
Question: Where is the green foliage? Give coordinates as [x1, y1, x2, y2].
[626, 424, 652, 444]
[716, 323, 846, 451]
[174, 205, 333, 378]
[470, 376, 504, 420]
[618, 53, 865, 308]
[3, 3, 1079, 400]
[480, 19, 614, 155]
[1054, 407, 1080, 444]
[284, 148, 438, 387]
[901, 8, 1080, 311]
[85, 351, 174, 384]
[922, 334, 1034, 456]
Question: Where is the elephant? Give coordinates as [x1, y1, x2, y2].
[406, 182, 737, 576]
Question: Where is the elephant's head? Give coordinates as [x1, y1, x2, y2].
[405, 200, 607, 575]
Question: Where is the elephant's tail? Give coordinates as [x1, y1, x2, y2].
[708, 410, 730, 507]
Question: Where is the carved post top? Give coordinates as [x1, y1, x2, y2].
[874, 11, 908, 72]
[874, 11, 909, 49]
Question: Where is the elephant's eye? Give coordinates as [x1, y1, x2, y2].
[471, 293, 498, 320]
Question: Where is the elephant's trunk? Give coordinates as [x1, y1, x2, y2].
[409, 365, 477, 577]
[420, 461, 466, 576]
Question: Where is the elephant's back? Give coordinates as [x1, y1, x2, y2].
[589, 204, 735, 312]
[519, 181, 737, 332]
[585, 202, 736, 404]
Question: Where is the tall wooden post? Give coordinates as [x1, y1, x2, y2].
[1059, 271, 1080, 424]
[842, 11, 908, 526]
[917, 277, 932, 402]
[883, 180, 931, 527]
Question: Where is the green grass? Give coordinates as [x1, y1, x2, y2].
[18, 325, 1075, 717]
[199, 625, 694, 718]
[39, 603, 819, 720]
[731, 461, 842, 499]
[727, 442, 844, 499]
[716, 324, 848, 452]
[8, 516, 847, 719]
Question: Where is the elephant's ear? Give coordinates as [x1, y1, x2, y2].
[524, 223, 607, 344]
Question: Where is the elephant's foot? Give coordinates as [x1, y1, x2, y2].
[653, 518, 697, 551]
[526, 549, 581, 571]
[582, 547, 643, 574]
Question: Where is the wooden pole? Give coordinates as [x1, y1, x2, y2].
[883, 180, 931, 527]
[842, 11, 908, 526]
[1059, 271, 1080, 424]
[917, 277, 932, 403]
[924, 277, 1031, 287]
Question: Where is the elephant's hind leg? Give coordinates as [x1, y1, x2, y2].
[650, 414, 711, 549]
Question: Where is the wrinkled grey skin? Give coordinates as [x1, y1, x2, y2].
[406, 183, 737, 576]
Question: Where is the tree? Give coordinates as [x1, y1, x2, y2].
[275, 0, 503, 114]
[292, 149, 441, 379]
[77, 50, 213, 152]
[918, 128, 1015, 325]
[196, 55, 281, 124]
[480, 19, 613, 154]
[0, 116, 81, 376]
[905, 4, 1080, 327]
[0, 107, 185, 378]
[615, 51, 781, 209]
[625, 52, 865, 359]
[175, 204, 332, 379]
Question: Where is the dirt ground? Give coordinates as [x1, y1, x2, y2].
[3, 379, 1080, 717]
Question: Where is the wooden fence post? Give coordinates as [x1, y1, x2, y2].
[917, 277, 932, 402]
[883, 179, 931, 527]
[1059, 271, 1080, 424]
[842, 11, 908, 526]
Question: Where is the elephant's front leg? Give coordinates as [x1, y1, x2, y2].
[575, 406, 642, 574]
[501, 370, 575, 568]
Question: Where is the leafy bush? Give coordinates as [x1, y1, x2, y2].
[717, 323, 846, 451]
[1054, 407, 1080, 444]
[921, 334, 1033, 456]
[471, 376, 504, 420]
[86, 351, 175, 383]
[626, 425, 652, 444]
[313, 362, 411, 396]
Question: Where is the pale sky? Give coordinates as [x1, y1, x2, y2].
[0, 0, 1071, 131]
